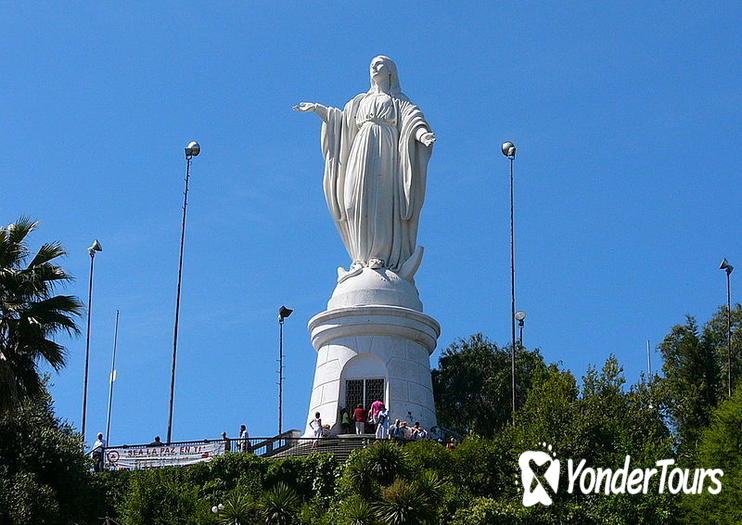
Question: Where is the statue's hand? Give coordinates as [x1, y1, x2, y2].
[293, 102, 316, 113]
[419, 131, 436, 147]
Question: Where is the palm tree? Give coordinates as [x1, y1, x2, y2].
[0, 218, 82, 412]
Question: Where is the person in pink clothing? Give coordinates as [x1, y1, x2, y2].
[370, 399, 385, 422]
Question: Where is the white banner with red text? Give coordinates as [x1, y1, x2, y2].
[104, 441, 225, 470]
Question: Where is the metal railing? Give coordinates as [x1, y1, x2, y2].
[98, 429, 456, 470]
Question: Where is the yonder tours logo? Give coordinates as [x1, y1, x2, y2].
[518, 444, 724, 507]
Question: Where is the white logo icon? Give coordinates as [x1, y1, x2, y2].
[519, 444, 560, 507]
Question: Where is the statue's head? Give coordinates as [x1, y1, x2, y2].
[369, 55, 401, 96]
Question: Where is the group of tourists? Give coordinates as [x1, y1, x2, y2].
[333, 400, 430, 441]
[389, 419, 429, 440]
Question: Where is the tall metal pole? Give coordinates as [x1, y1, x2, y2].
[81, 252, 95, 441]
[81, 239, 102, 442]
[646, 340, 652, 378]
[726, 270, 732, 397]
[105, 310, 120, 444]
[720, 258, 734, 397]
[278, 317, 284, 436]
[276, 306, 292, 436]
[167, 142, 199, 444]
[509, 154, 516, 420]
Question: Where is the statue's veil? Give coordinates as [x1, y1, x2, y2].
[368, 55, 402, 97]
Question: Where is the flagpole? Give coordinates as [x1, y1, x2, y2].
[105, 310, 120, 443]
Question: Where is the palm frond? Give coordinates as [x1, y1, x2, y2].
[28, 241, 66, 268]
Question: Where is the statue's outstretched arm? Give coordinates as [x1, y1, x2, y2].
[293, 102, 330, 123]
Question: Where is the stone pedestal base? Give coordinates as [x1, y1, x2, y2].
[303, 305, 440, 436]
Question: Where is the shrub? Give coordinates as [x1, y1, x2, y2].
[215, 490, 260, 525]
[117, 468, 212, 525]
[262, 481, 301, 525]
[339, 440, 409, 498]
[374, 478, 437, 525]
[265, 454, 340, 502]
[0, 385, 101, 524]
[332, 494, 379, 525]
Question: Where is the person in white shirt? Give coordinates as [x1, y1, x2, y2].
[375, 405, 390, 439]
[238, 424, 249, 452]
[91, 432, 106, 471]
[309, 412, 323, 447]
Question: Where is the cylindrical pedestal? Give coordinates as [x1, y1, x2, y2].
[303, 305, 440, 436]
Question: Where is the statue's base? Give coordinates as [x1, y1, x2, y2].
[303, 305, 439, 437]
[329, 268, 422, 311]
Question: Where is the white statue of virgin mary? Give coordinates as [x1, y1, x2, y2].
[295, 56, 435, 282]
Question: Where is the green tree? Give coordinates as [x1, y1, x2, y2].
[682, 386, 742, 524]
[511, 357, 678, 524]
[0, 218, 82, 412]
[658, 315, 723, 454]
[432, 333, 547, 436]
[701, 304, 741, 398]
[0, 382, 101, 524]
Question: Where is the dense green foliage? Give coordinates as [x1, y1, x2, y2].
[83, 349, 705, 524]
[0, 385, 102, 524]
[0, 218, 83, 412]
[432, 333, 548, 436]
[658, 307, 741, 457]
[681, 386, 742, 524]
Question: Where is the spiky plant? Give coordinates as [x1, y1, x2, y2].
[414, 470, 446, 506]
[0, 218, 82, 412]
[217, 491, 259, 525]
[374, 479, 437, 525]
[336, 494, 379, 525]
[262, 482, 300, 525]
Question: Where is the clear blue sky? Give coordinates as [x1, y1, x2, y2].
[2, 2, 739, 446]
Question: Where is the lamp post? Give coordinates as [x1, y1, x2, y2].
[105, 310, 120, 445]
[166, 141, 200, 444]
[81, 239, 102, 442]
[647, 340, 654, 409]
[502, 141, 517, 421]
[515, 311, 526, 350]
[278, 305, 293, 435]
[719, 258, 734, 397]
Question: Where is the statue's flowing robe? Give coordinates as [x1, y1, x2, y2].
[320, 91, 432, 273]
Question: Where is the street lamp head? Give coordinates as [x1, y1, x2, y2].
[278, 305, 294, 322]
[88, 239, 102, 256]
[501, 141, 516, 158]
[719, 258, 734, 275]
[185, 141, 201, 158]
[515, 311, 526, 321]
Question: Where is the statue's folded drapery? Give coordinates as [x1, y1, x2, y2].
[320, 91, 432, 275]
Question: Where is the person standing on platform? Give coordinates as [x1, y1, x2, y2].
[91, 432, 106, 472]
[353, 404, 367, 434]
[221, 431, 231, 453]
[370, 398, 384, 423]
[375, 404, 389, 439]
[341, 407, 352, 434]
[238, 424, 249, 452]
[309, 412, 323, 447]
